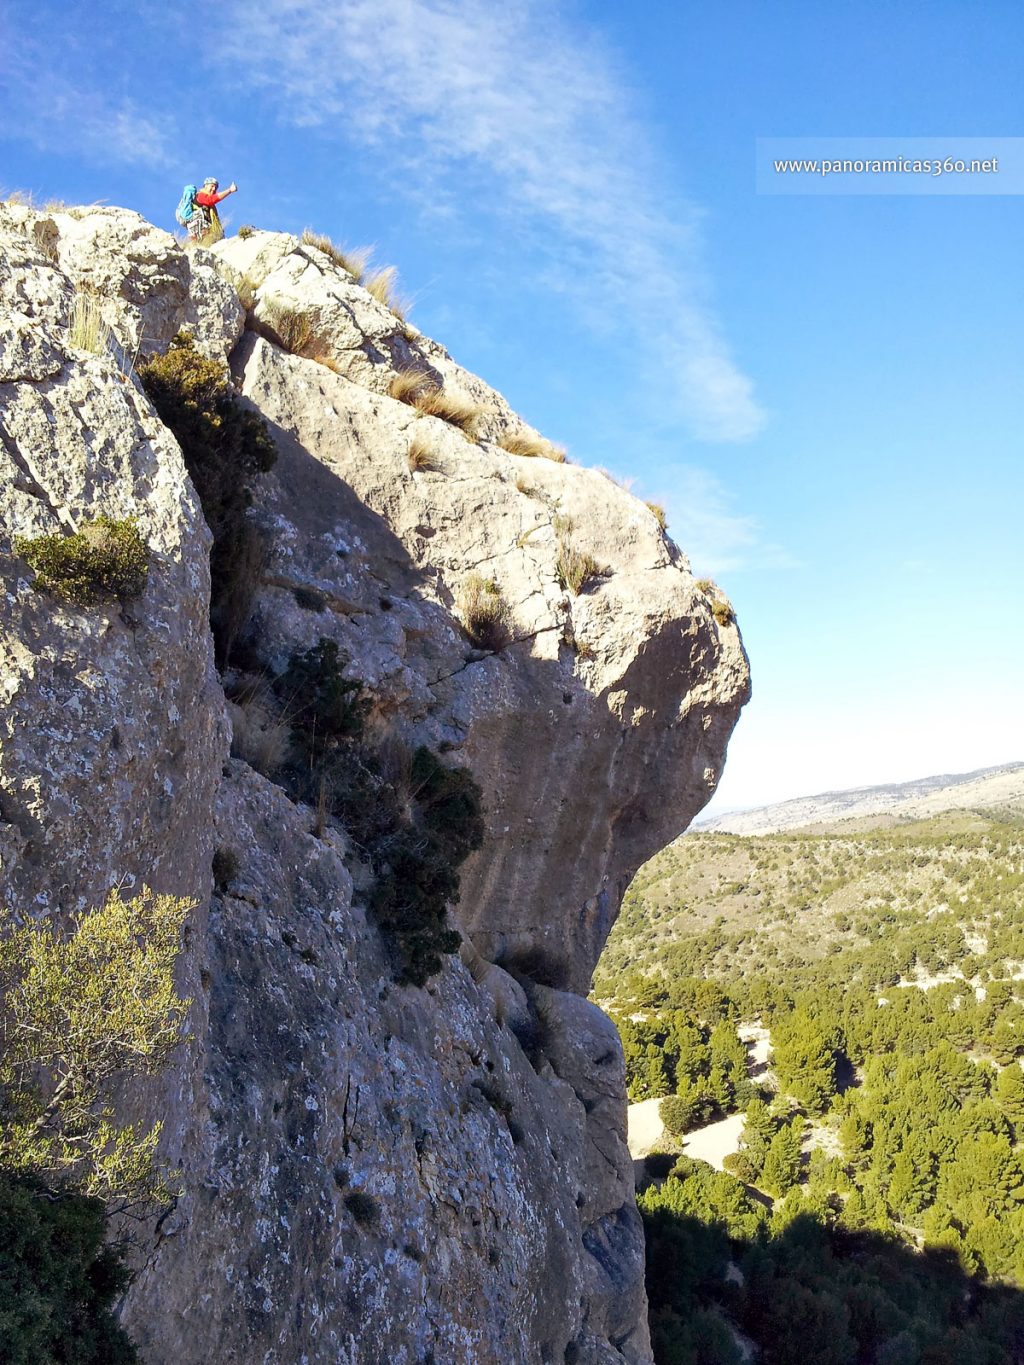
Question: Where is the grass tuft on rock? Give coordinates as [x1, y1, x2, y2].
[458, 573, 511, 651]
[407, 430, 441, 473]
[301, 229, 369, 281]
[68, 291, 111, 354]
[496, 431, 566, 463]
[389, 368, 483, 438]
[555, 538, 599, 597]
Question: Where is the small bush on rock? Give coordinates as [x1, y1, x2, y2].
[368, 746, 483, 986]
[272, 643, 483, 986]
[15, 517, 148, 606]
[275, 638, 367, 757]
[139, 333, 276, 664]
[0, 889, 193, 1207]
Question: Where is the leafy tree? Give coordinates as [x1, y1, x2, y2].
[887, 1147, 935, 1221]
[0, 889, 192, 1208]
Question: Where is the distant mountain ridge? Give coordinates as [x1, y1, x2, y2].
[695, 761, 1024, 836]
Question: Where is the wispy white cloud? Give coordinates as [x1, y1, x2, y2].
[2, 29, 176, 170]
[208, 0, 765, 442]
[659, 466, 795, 575]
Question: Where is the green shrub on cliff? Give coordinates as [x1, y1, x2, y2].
[0, 1173, 138, 1364]
[276, 637, 368, 754]
[272, 640, 484, 985]
[0, 889, 193, 1363]
[14, 517, 148, 606]
[369, 746, 484, 985]
[139, 332, 277, 664]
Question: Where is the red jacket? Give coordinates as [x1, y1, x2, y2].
[195, 189, 229, 207]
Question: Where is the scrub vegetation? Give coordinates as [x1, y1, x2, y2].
[15, 517, 148, 606]
[139, 332, 277, 664]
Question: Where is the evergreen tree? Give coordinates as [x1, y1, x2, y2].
[761, 1123, 803, 1197]
[995, 1064, 1024, 1133]
[772, 1010, 837, 1115]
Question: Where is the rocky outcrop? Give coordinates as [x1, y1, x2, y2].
[0, 204, 749, 1364]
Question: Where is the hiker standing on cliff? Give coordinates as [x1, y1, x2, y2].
[185, 177, 238, 246]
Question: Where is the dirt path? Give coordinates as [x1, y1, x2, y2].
[681, 1111, 746, 1171]
[626, 1096, 668, 1158]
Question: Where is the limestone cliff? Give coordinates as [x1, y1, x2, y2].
[0, 203, 749, 1364]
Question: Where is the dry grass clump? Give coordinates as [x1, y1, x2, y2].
[229, 694, 293, 776]
[316, 355, 345, 375]
[389, 367, 435, 404]
[364, 264, 409, 320]
[234, 273, 257, 311]
[695, 578, 714, 593]
[555, 539, 599, 597]
[496, 431, 566, 463]
[646, 502, 667, 530]
[458, 573, 511, 651]
[407, 430, 442, 473]
[514, 475, 544, 498]
[415, 386, 483, 438]
[596, 466, 634, 491]
[68, 291, 110, 354]
[301, 228, 370, 281]
[260, 301, 314, 355]
[389, 368, 484, 438]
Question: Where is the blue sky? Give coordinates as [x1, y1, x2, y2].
[4, 0, 1022, 812]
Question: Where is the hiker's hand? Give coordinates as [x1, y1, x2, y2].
[228, 183, 238, 194]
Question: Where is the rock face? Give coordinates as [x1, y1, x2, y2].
[0, 205, 749, 1364]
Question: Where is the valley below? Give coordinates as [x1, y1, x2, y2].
[599, 766, 1024, 1363]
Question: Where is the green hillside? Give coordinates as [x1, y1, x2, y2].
[598, 808, 1024, 1000]
[601, 807, 1024, 1364]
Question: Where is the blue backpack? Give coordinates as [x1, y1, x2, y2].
[175, 185, 197, 225]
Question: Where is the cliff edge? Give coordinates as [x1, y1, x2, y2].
[0, 203, 749, 1365]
